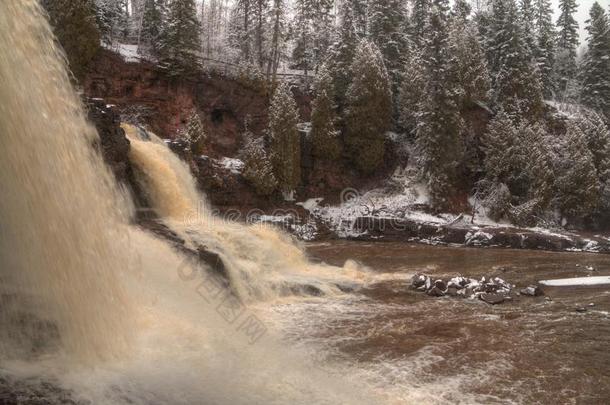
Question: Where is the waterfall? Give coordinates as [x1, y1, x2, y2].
[125, 124, 367, 302]
[0, 0, 133, 362]
[0, 2, 378, 403]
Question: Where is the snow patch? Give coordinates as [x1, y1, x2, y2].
[539, 276, 610, 287]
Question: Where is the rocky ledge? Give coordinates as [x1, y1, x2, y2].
[349, 216, 610, 254]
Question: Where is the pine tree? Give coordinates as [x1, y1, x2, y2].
[349, 0, 369, 38]
[487, 0, 544, 120]
[519, 0, 537, 56]
[416, 0, 464, 209]
[344, 40, 392, 174]
[398, 48, 426, 133]
[42, 0, 100, 80]
[292, 0, 334, 75]
[327, 3, 359, 108]
[182, 109, 207, 155]
[576, 111, 610, 179]
[268, 83, 301, 199]
[555, 0, 579, 96]
[411, 0, 431, 47]
[311, 65, 341, 160]
[139, 0, 166, 58]
[95, 0, 129, 45]
[534, 0, 557, 97]
[368, 0, 409, 97]
[240, 131, 278, 196]
[448, 11, 491, 109]
[159, 0, 202, 76]
[265, 0, 287, 81]
[555, 122, 600, 219]
[580, 3, 610, 122]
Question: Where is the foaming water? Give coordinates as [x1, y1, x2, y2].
[0, 3, 381, 403]
[124, 124, 370, 302]
[0, 0, 133, 362]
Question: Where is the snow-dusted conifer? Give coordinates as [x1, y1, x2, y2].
[534, 0, 557, 97]
[240, 131, 278, 196]
[398, 48, 425, 133]
[268, 83, 301, 198]
[139, 0, 166, 57]
[416, 0, 464, 209]
[368, 0, 409, 96]
[311, 65, 341, 160]
[327, 3, 359, 108]
[555, 122, 599, 219]
[344, 40, 392, 174]
[555, 0, 579, 96]
[159, 0, 201, 76]
[579, 3, 610, 122]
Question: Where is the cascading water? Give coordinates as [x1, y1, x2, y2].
[0, 0, 133, 362]
[124, 124, 368, 302]
[0, 2, 380, 403]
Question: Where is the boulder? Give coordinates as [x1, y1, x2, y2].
[426, 286, 445, 297]
[480, 293, 507, 305]
[520, 285, 543, 297]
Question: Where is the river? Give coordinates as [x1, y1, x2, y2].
[262, 242, 610, 404]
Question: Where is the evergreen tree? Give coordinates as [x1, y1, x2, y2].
[576, 112, 610, 180]
[292, 0, 334, 75]
[266, 0, 287, 81]
[311, 65, 341, 160]
[555, 0, 579, 96]
[349, 0, 369, 38]
[448, 11, 491, 109]
[42, 0, 100, 80]
[398, 48, 426, 133]
[344, 40, 392, 174]
[139, 0, 166, 57]
[555, 122, 599, 219]
[96, 0, 129, 45]
[268, 83, 301, 199]
[159, 0, 202, 76]
[240, 131, 278, 196]
[411, 0, 431, 47]
[534, 0, 557, 97]
[416, 0, 464, 209]
[183, 109, 207, 155]
[487, 0, 544, 119]
[368, 0, 409, 97]
[519, 0, 537, 56]
[327, 3, 359, 108]
[580, 3, 610, 122]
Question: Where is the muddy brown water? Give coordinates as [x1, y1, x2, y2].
[271, 242, 610, 404]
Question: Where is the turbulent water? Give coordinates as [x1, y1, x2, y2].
[2, 2, 610, 404]
[0, 2, 376, 404]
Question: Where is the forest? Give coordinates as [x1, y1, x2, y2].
[43, 0, 610, 229]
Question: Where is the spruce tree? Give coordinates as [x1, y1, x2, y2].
[311, 65, 341, 160]
[448, 12, 491, 109]
[519, 0, 537, 56]
[240, 132, 278, 196]
[534, 0, 557, 98]
[183, 109, 207, 155]
[398, 48, 426, 133]
[268, 83, 301, 199]
[95, 0, 129, 45]
[344, 40, 393, 174]
[327, 3, 359, 108]
[159, 0, 202, 76]
[576, 112, 610, 179]
[487, 0, 544, 120]
[555, 0, 579, 96]
[555, 122, 600, 219]
[140, 0, 166, 58]
[42, 0, 100, 80]
[368, 0, 409, 97]
[580, 3, 610, 122]
[411, 0, 431, 47]
[416, 0, 464, 209]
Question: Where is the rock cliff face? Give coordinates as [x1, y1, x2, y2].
[83, 50, 311, 159]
